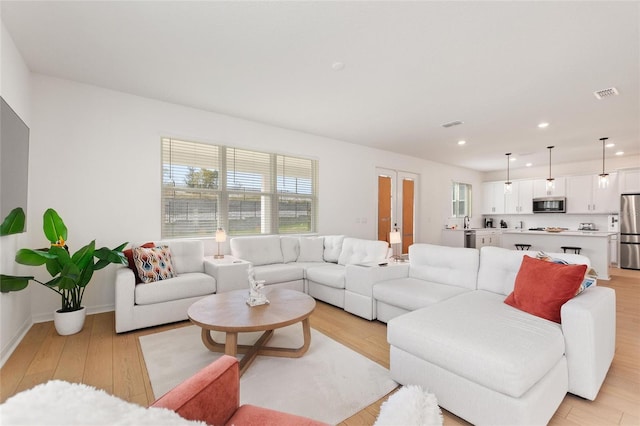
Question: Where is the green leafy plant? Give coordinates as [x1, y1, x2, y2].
[0, 208, 128, 312]
[0, 207, 26, 236]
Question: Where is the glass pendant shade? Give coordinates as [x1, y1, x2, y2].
[546, 146, 555, 192]
[504, 153, 512, 194]
[598, 137, 609, 189]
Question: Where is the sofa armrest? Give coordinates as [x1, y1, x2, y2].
[151, 355, 240, 425]
[114, 266, 136, 333]
[345, 263, 410, 297]
[561, 286, 616, 400]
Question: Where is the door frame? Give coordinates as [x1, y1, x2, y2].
[376, 167, 418, 254]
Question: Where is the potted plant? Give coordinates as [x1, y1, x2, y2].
[0, 208, 128, 335]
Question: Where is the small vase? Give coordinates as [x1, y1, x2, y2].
[54, 307, 87, 336]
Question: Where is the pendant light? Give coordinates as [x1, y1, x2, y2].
[546, 146, 555, 192]
[504, 153, 513, 194]
[598, 137, 609, 189]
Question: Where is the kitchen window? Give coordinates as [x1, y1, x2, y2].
[452, 182, 472, 218]
[162, 137, 318, 238]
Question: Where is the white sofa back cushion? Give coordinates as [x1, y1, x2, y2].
[408, 244, 479, 290]
[477, 246, 591, 296]
[156, 239, 204, 274]
[323, 235, 345, 263]
[230, 235, 284, 266]
[280, 237, 300, 263]
[298, 237, 325, 262]
[338, 238, 388, 266]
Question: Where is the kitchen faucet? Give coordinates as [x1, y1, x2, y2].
[463, 216, 470, 229]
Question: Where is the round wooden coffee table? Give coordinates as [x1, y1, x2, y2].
[187, 288, 316, 376]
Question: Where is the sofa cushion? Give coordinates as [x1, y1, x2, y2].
[280, 237, 300, 263]
[133, 246, 176, 283]
[306, 264, 346, 289]
[338, 238, 388, 266]
[162, 239, 205, 274]
[323, 235, 345, 263]
[477, 246, 530, 295]
[477, 246, 592, 296]
[298, 237, 325, 262]
[253, 263, 305, 285]
[408, 244, 479, 290]
[230, 236, 284, 266]
[135, 272, 216, 305]
[387, 290, 565, 398]
[504, 256, 586, 323]
[373, 277, 470, 311]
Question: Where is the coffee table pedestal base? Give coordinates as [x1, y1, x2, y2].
[200, 317, 312, 376]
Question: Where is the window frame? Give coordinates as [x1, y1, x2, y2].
[161, 137, 318, 238]
[451, 181, 472, 218]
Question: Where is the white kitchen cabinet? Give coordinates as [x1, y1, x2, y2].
[532, 177, 566, 198]
[609, 234, 618, 266]
[482, 181, 505, 215]
[619, 168, 640, 193]
[475, 229, 501, 249]
[505, 180, 533, 214]
[566, 173, 618, 214]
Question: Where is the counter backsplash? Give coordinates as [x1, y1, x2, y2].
[478, 214, 617, 232]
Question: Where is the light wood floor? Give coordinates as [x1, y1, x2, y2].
[1, 267, 638, 425]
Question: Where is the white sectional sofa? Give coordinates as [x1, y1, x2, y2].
[371, 244, 615, 425]
[229, 235, 389, 309]
[115, 239, 217, 333]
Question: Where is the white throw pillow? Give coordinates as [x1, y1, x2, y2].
[323, 235, 345, 263]
[281, 237, 300, 263]
[298, 237, 325, 262]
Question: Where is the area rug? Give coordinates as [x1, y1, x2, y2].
[139, 323, 398, 425]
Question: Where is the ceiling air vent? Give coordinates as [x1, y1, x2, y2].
[442, 120, 464, 128]
[593, 87, 619, 100]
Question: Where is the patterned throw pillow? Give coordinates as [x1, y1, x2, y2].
[536, 251, 597, 295]
[132, 245, 176, 283]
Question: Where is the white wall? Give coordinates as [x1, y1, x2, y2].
[0, 20, 33, 365]
[25, 74, 484, 323]
[483, 156, 640, 182]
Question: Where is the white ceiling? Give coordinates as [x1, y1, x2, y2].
[2, 1, 638, 172]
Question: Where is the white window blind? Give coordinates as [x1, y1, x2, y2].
[161, 138, 317, 238]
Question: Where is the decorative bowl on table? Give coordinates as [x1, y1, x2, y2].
[544, 227, 563, 233]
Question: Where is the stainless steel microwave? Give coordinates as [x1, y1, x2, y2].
[532, 197, 566, 213]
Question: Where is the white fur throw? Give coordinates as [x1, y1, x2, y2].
[0, 380, 205, 425]
[374, 385, 443, 426]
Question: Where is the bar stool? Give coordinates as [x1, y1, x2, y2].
[515, 244, 531, 251]
[561, 246, 581, 254]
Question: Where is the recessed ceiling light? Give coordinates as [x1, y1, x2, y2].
[605, 143, 615, 148]
[615, 151, 624, 156]
[457, 140, 466, 145]
[331, 62, 345, 71]
[526, 163, 533, 167]
[510, 157, 516, 162]
[538, 122, 550, 128]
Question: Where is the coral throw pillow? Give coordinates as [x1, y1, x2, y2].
[133, 245, 176, 283]
[504, 255, 587, 323]
[124, 242, 155, 284]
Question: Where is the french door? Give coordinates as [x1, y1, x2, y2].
[377, 168, 417, 254]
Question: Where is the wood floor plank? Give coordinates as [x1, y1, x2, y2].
[0, 266, 637, 425]
[52, 314, 93, 383]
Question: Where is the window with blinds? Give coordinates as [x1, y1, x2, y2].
[161, 138, 318, 238]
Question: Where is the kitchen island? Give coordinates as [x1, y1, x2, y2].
[501, 230, 615, 279]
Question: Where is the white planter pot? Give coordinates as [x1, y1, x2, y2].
[54, 307, 87, 336]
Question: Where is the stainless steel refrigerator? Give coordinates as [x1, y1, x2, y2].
[620, 193, 640, 270]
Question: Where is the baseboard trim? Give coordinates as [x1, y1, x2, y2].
[0, 316, 33, 368]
